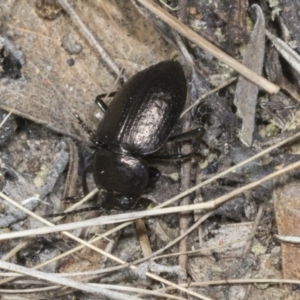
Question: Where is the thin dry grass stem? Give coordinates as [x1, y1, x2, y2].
[0, 110, 13, 128]
[0, 234, 246, 278]
[6, 280, 50, 286]
[241, 205, 264, 257]
[280, 80, 300, 103]
[33, 222, 132, 271]
[5, 278, 300, 297]
[0, 283, 185, 300]
[83, 284, 186, 300]
[158, 129, 300, 209]
[89, 284, 186, 300]
[0, 285, 60, 293]
[180, 77, 238, 118]
[0, 193, 48, 225]
[0, 189, 105, 286]
[0, 189, 98, 267]
[0, 266, 124, 278]
[227, 206, 265, 295]
[5, 213, 214, 284]
[0, 272, 21, 277]
[244, 284, 252, 300]
[178, 76, 193, 283]
[130, 211, 215, 268]
[40, 206, 209, 279]
[136, 0, 280, 94]
[52, 267, 188, 300]
[0, 261, 135, 300]
[57, 0, 121, 78]
[266, 30, 300, 76]
[135, 219, 153, 257]
[274, 234, 300, 244]
[0, 188, 99, 287]
[160, 278, 300, 290]
[0, 107, 49, 132]
[101, 65, 125, 107]
[0, 204, 211, 298]
[5, 229, 248, 283]
[2, 156, 300, 239]
[2, 237, 33, 262]
[194, 170, 204, 247]
[154, 236, 250, 260]
[1, 222, 133, 287]
[52, 188, 99, 222]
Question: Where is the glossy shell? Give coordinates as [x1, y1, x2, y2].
[93, 149, 149, 198]
[96, 60, 187, 155]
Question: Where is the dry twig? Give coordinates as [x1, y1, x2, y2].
[136, 0, 279, 94]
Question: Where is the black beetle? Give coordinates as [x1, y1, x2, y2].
[90, 60, 187, 210]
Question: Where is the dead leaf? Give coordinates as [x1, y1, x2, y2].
[266, 30, 300, 77]
[234, 4, 265, 146]
[0, 1, 174, 143]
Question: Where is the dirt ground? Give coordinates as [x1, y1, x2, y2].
[1, 0, 300, 299]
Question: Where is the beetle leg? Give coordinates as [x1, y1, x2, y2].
[44, 206, 104, 218]
[73, 112, 98, 144]
[131, 197, 153, 210]
[146, 166, 161, 189]
[148, 152, 202, 161]
[82, 166, 90, 196]
[95, 93, 116, 113]
[99, 191, 153, 211]
[1, 166, 18, 181]
[62, 195, 84, 203]
[167, 126, 205, 143]
[82, 163, 101, 201]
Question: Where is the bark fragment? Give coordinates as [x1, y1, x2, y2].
[234, 4, 265, 146]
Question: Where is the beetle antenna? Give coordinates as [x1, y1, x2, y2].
[73, 112, 98, 144]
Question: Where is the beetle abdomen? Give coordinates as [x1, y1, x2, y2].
[97, 61, 187, 155]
